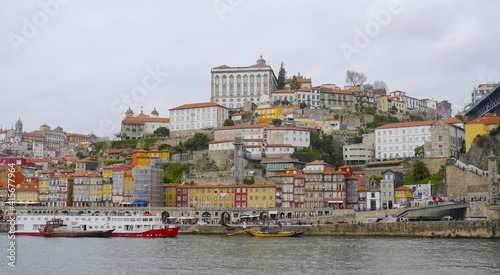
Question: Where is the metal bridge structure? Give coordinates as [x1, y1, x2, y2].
[465, 83, 500, 121]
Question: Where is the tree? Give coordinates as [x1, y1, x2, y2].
[184, 133, 209, 151]
[274, 99, 281, 106]
[277, 62, 286, 90]
[373, 80, 388, 92]
[414, 145, 424, 158]
[289, 75, 302, 90]
[455, 114, 464, 121]
[223, 119, 235, 127]
[153, 127, 169, 137]
[158, 143, 171, 150]
[300, 102, 307, 109]
[271, 118, 282, 126]
[76, 152, 85, 159]
[345, 70, 367, 86]
[391, 105, 398, 112]
[409, 159, 430, 182]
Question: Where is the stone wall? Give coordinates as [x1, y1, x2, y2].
[178, 220, 500, 238]
[423, 158, 448, 175]
[446, 164, 488, 200]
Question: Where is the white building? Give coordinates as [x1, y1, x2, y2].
[209, 125, 309, 160]
[375, 121, 434, 159]
[210, 56, 278, 109]
[121, 108, 170, 139]
[343, 144, 374, 165]
[472, 83, 498, 105]
[375, 118, 464, 160]
[389, 90, 426, 112]
[169, 102, 229, 135]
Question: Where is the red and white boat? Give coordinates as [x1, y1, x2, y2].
[12, 214, 179, 238]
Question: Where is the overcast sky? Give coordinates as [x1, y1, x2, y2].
[1, 0, 499, 138]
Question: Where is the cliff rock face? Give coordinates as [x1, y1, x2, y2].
[465, 134, 500, 170]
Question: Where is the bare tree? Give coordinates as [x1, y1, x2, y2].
[345, 70, 367, 86]
[373, 80, 388, 91]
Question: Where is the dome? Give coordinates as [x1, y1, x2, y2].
[151, 107, 159, 117]
[256, 55, 266, 65]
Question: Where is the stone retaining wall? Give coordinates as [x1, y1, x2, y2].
[178, 220, 500, 238]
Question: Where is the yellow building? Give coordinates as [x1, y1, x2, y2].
[298, 114, 326, 129]
[123, 171, 135, 204]
[132, 149, 170, 166]
[394, 186, 413, 207]
[380, 96, 392, 112]
[465, 115, 500, 152]
[256, 106, 284, 124]
[15, 182, 39, 205]
[37, 170, 52, 206]
[163, 183, 180, 207]
[239, 184, 276, 208]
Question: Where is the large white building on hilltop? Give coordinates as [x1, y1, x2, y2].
[169, 102, 229, 136]
[210, 56, 278, 109]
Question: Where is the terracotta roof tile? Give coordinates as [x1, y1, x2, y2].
[169, 102, 226, 110]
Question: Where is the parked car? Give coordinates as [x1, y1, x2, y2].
[393, 204, 406, 209]
[196, 220, 208, 226]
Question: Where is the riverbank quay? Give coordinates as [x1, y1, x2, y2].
[177, 220, 500, 239]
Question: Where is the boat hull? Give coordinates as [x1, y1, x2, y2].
[244, 231, 305, 237]
[110, 227, 179, 238]
[39, 229, 115, 238]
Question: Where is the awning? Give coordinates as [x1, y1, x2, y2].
[132, 202, 146, 205]
[167, 217, 177, 219]
[269, 211, 278, 215]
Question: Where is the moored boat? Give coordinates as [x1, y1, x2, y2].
[39, 218, 114, 238]
[13, 213, 179, 238]
[244, 229, 305, 237]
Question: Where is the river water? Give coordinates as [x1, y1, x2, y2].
[2, 233, 499, 274]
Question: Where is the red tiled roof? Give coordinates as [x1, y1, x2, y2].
[284, 104, 300, 109]
[267, 127, 308, 131]
[376, 120, 435, 129]
[466, 115, 500, 125]
[266, 144, 294, 148]
[285, 78, 311, 83]
[296, 87, 311, 92]
[395, 186, 413, 191]
[215, 125, 266, 131]
[104, 148, 132, 154]
[170, 102, 226, 110]
[331, 89, 353, 95]
[307, 160, 329, 165]
[442, 117, 463, 124]
[123, 116, 170, 124]
[209, 140, 233, 144]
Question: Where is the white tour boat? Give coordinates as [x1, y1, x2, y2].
[12, 213, 179, 238]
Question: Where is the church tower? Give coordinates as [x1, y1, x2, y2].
[15, 118, 23, 136]
[256, 55, 266, 65]
[125, 107, 134, 119]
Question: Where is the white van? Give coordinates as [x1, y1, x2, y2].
[394, 204, 406, 209]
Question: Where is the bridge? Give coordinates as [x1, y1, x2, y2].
[397, 202, 470, 219]
[465, 83, 500, 121]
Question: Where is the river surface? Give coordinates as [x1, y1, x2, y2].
[1, 233, 499, 274]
